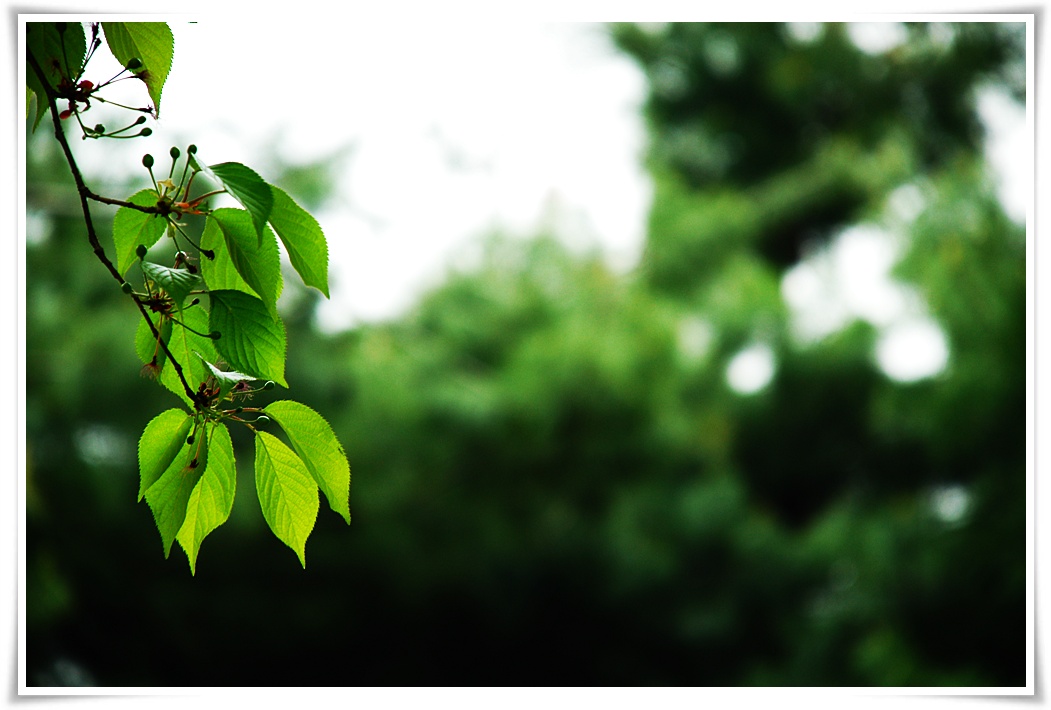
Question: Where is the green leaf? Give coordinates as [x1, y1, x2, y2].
[26, 22, 86, 129]
[200, 214, 266, 301]
[268, 186, 330, 297]
[163, 306, 220, 406]
[145, 419, 208, 558]
[100, 22, 173, 116]
[207, 209, 283, 312]
[141, 261, 203, 311]
[137, 408, 193, 501]
[135, 310, 173, 373]
[208, 163, 273, 241]
[113, 190, 165, 276]
[201, 359, 255, 401]
[266, 401, 350, 524]
[177, 423, 236, 575]
[209, 290, 287, 386]
[255, 431, 319, 568]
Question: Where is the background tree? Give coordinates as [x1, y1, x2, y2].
[26, 21, 1025, 686]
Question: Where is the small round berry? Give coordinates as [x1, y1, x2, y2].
[170, 146, 181, 159]
[263, 381, 275, 391]
[139, 128, 153, 137]
[209, 331, 221, 340]
[142, 154, 154, 169]
[121, 281, 133, 294]
[126, 57, 142, 70]
[255, 416, 271, 425]
[136, 244, 148, 259]
[188, 144, 198, 154]
[134, 116, 146, 125]
[78, 80, 93, 91]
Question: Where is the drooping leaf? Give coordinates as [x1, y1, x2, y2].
[26, 21, 86, 129]
[209, 290, 287, 386]
[207, 209, 282, 312]
[268, 186, 330, 297]
[137, 408, 192, 501]
[254, 431, 319, 568]
[113, 189, 164, 276]
[177, 423, 236, 575]
[141, 261, 203, 311]
[100, 22, 173, 116]
[145, 420, 208, 558]
[208, 163, 273, 241]
[266, 401, 350, 524]
[200, 215, 264, 301]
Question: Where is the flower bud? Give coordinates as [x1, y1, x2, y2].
[142, 154, 154, 169]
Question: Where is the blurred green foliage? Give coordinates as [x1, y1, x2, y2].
[26, 21, 1025, 686]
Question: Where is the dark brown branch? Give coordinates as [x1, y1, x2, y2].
[28, 50, 198, 405]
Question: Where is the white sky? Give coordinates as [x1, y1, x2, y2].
[70, 21, 652, 330]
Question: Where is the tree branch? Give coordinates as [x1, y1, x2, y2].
[28, 50, 199, 405]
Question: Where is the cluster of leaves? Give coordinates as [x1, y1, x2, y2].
[27, 21, 351, 572]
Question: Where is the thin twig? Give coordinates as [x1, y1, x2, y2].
[27, 50, 199, 405]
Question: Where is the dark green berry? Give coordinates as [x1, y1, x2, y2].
[126, 57, 142, 70]
[142, 154, 154, 169]
[139, 128, 152, 137]
[135, 245, 148, 259]
[188, 144, 198, 154]
[121, 281, 133, 294]
[93, 124, 105, 134]
[263, 381, 275, 391]
[135, 116, 146, 125]
[170, 146, 181, 159]
[255, 416, 270, 425]
[209, 331, 221, 340]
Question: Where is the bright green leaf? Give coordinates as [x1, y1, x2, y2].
[148, 306, 218, 408]
[145, 420, 208, 558]
[208, 163, 273, 241]
[26, 22, 86, 129]
[113, 190, 164, 276]
[209, 290, 287, 386]
[141, 261, 203, 311]
[137, 408, 192, 501]
[200, 215, 263, 301]
[135, 310, 173, 373]
[100, 22, 173, 116]
[266, 401, 350, 524]
[177, 423, 236, 575]
[255, 431, 319, 568]
[201, 358, 255, 400]
[269, 186, 330, 297]
[207, 209, 283, 312]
